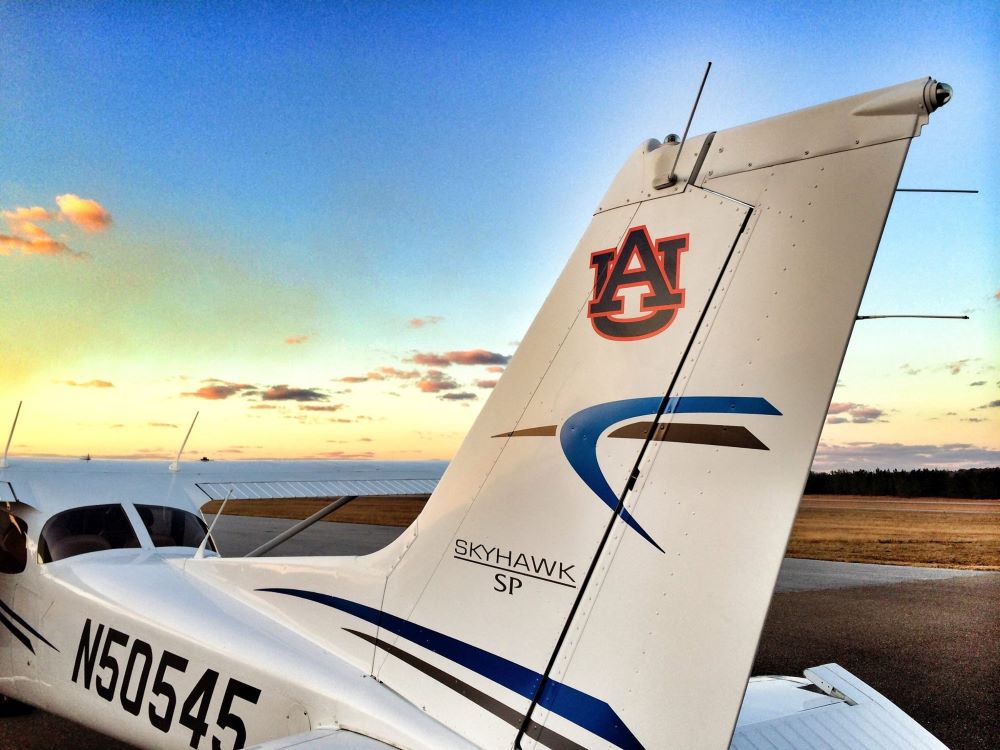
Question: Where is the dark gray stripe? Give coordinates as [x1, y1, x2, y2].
[345, 629, 588, 750]
[492, 425, 558, 438]
[608, 421, 768, 450]
[0, 601, 58, 651]
[0, 609, 32, 653]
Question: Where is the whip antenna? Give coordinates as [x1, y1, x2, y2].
[857, 314, 969, 321]
[664, 61, 712, 187]
[0, 401, 22, 470]
[169, 411, 199, 472]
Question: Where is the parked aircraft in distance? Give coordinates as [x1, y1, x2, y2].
[0, 76, 952, 749]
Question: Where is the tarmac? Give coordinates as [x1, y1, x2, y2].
[2, 517, 996, 749]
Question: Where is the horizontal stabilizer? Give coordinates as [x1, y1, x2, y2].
[196, 478, 439, 500]
[248, 728, 398, 749]
[732, 663, 948, 749]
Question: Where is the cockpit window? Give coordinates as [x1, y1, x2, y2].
[38, 505, 140, 563]
[0, 514, 28, 573]
[135, 505, 214, 551]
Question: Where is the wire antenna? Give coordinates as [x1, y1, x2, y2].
[169, 411, 199, 472]
[1, 401, 22, 470]
[856, 314, 969, 320]
[664, 61, 713, 187]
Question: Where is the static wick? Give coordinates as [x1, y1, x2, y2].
[895, 188, 979, 193]
[856, 314, 970, 320]
[665, 61, 713, 186]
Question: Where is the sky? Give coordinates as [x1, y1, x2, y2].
[1, 1, 997, 470]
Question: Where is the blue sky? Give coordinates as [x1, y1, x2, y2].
[1, 1, 996, 467]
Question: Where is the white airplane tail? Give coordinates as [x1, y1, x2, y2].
[197, 78, 950, 750]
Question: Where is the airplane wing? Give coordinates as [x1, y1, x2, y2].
[732, 663, 948, 749]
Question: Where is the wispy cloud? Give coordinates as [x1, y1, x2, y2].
[408, 315, 443, 328]
[311, 450, 375, 460]
[182, 380, 256, 400]
[285, 334, 309, 345]
[440, 391, 477, 401]
[416, 369, 458, 393]
[826, 402, 886, 424]
[0, 230, 81, 258]
[261, 384, 328, 402]
[61, 379, 114, 388]
[970, 380, 986, 387]
[410, 349, 510, 367]
[148, 422, 178, 428]
[813, 441, 1000, 471]
[900, 363, 921, 376]
[475, 379, 498, 389]
[944, 358, 973, 375]
[300, 404, 345, 412]
[973, 400, 1000, 410]
[337, 367, 420, 383]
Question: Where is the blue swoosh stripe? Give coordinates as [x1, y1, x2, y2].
[260, 588, 644, 750]
[560, 396, 781, 551]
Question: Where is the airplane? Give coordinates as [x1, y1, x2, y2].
[0, 76, 953, 750]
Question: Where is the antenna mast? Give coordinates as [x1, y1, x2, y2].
[169, 411, 199, 472]
[1, 401, 22, 470]
[661, 61, 712, 187]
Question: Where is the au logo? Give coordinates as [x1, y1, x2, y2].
[587, 226, 689, 341]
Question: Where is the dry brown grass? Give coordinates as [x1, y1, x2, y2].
[201, 495, 428, 528]
[202, 493, 1000, 570]
[787, 496, 1000, 570]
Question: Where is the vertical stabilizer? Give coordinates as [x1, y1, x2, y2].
[254, 78, 949, 750]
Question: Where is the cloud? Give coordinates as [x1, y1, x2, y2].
[486, 365, 505, 373]
[813, 441, 1000, 471]
[61, 379, 114, 388]
[962, 417, 987, 423]
[970, 380, 986, 387]
[995, 289, 1000, 301]
[300, 405, 345, 412]
[375, 367, 420, 380]
[2, 206, 54, 230]
[0, 230, 81, 258]
[249, 404, 277, 409]
[944, 359, 972, 375]
[475, 379, 498, 389]
[974, 400, 1000, 410]
[410, 349, 510, 367]
[440, 391, 477, 401]
[55, 194, 112, 232]
[285, 334, 309, 345]
[261, 384, 328, 402]
[182, 380, 256, 400]
[312, 450, 375, 460]
[148, 422, 178, 428]
[408, 316, 443, 328]
[416, 369, 458, 393]
[349, 367, 422, 382]
[900, 363, 921, 376]
[825, 402, 886, 424]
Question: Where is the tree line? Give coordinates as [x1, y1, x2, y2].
[805, 467, 999, 498]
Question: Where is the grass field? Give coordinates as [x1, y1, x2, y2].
[202, 494, 1000, 570]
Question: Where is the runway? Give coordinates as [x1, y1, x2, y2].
[2, 517, 996, 749]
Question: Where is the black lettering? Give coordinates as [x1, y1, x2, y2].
[72, 619, 105, 688]
[531, 556, 557, 578]
[120, 639, 153, 716]
[508, 576, 523, 595]
[149, 650, 189, 733]
[180, 669, 219, 749]
[558, 562, 576, 583]
[470, 543, 487, 560]
[493, 573, 506, 592]
[95, 627, 129, 701]
[495, 548, 512, 567]
[212, 679, 262, 750]
[454, 539, 468, 556]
